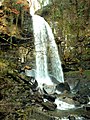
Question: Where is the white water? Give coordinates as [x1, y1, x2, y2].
[27, 0, 64, 87]
[32, 15, 64, 87]
[26, 0, 83, 112]
[55, 98, 75, 110]
[60, 117, 84, 120]
[27, 0, 50, 16]
[32, 15, 53, 87]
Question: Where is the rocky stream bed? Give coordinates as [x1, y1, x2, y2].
[0, 49, 90, 120]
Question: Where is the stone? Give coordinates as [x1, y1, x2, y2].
[73, 95, 89, 104]
[42, 101, 57, 111]
[49, 74, 60, 84]
[33, 92, 43, 103]
[81, 114, 90, 119]
[68, 115, 76, 120]
[56, 82, 70, 93]
[76, 87, 90, 96]
[25, 69, 36, 77]
[43, 94, 56, 102]
[83, 104, 90, 111]
[43, 84, 56, 94]
[29, 77, 38, 91]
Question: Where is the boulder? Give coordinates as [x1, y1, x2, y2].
[42, 101, 57, 111]
[56, 82, 70, 93]
[73, 95, 89, 104]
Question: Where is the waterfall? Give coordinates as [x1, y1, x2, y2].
[32, 15, 53, 86]
[32, 15, 64, 86]
[27, 0, 64, 87]
[27, 0, 51, 16]
[45, 21, 64, 83]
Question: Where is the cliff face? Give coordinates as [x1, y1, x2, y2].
[37, 0, 90, 71]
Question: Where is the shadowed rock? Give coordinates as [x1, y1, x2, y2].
[73, 95, 89, 104]
[56, 82, 70, 93]
[42, 101, 57, 111]
[68, 115, 76, 120]
[43, 94, 56, 102]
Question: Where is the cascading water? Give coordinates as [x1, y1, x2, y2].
[32, 15, 52, 86]
[32, 15, 64, 86]
[27, 0, 64, 87]
[45, 21, 64, 83]
[28, 14, 77, 110]
[25, 0, 85, 112]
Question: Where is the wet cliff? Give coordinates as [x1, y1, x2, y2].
[0, 0, 90, 71]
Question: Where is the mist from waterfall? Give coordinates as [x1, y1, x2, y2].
[32, 15, 64, 86]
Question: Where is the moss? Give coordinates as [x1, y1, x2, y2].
[84, 70, 90, 78]
[0, 59, 16, 75]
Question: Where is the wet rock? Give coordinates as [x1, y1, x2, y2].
[73, 95, 89, 104]
[29, 77, 38, 91]
[50, 74, 60, 84]
[68, 115, 76, 120]
[85, 105, 90, 111]
[43, 84, 56, 94]
[66, 79, 80, 91]
[42, 101, 57, 111]
[81, 114, 90, 119]
[56, 82, 70, 93]
[83, 104, 90, 111]
[55, 97, 75, 110]
[64, 82, 71, 91]
[43, 94, 56, 102]
[59, 96, 75, 105]
[24, 69, 36, 77]
[76, 87, 90, 96]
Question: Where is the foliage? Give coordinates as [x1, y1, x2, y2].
[0, 0, 90, 66]
[0, 0, 29, 38]
[40, 0, 90, 66]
